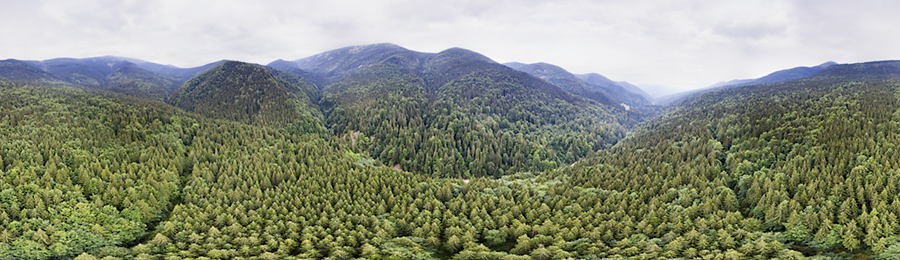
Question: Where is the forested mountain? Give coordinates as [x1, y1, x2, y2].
[169, 61, 325, 131]
[504, 62, 657, 117]
[0, 44, 630, 179]
[612, 79, 653, 100]
[1, 57, 184, 102]
[532, 60, 900, 259]
[657, 61, 837, 105]
[0, 60, 62, 84]
[315, 46, 626, 178]
[134, 60, 227, 82]
[103, 63, 180, 102]
[810, 60, 900, 79]
[579, 73, 653, 100]
[271, 43, 433, 82]
[0, 57, 228, 102]
[5, 44, 900, 259]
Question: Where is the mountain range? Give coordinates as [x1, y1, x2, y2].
[504, 62, 655, 114]
[2, 44, 840, 112]
[0, 44, 874, 181]
[0, 43, 642, 178]
[655, 61, 838, 105]
[3, 43, 900, 259]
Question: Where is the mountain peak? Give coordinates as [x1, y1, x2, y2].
[816, 61, 838, 68]
[170, 61, 324, 128]
[279, 43, 430, 81]
[433, 47, 497, 64]
[810, 60, 900, 79]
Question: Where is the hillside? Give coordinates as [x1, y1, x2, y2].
[810, 60, 900, 79]
[0, 59, 62, 83]
[169, 61, 325, 131]
[529, 60, 900, 259]
[1, 60, 898, 260]
[3, 53, 900, 260]
[612, 79, 653, 100]
[0, 80, 619, 259]
[273, 43, 433, 81]
[0, 44, 631, 179]
[657, 61, 837, 105]
[317, 46, 626, 178]
[577, 72, 653, 101]
[504, 62, 656, 112]
[3, 57, 186, 101]
[103, 62, 180, 102]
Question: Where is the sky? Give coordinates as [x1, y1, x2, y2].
[1, 0, 899, 96]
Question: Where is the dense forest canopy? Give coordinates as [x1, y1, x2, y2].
[2, 48, 900, 259]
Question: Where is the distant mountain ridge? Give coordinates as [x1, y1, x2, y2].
[809, 60, 900, 79]
[504, 62, 653, 106]
[0, 59, 63, 83]
[1, 56, 229, 102]
[656, 61, 837, 105]
[503, 62, 659, 122]
[271, 43, 433, 82]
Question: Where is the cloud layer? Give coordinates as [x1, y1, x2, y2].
[2, 0, 898, 91]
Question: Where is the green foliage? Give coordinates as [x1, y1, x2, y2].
[0, 83, 174, 258]
[170, 61, 326, 132]
[324, 63, 625, 178]
[103, 62, 180, 102]
[3, 60, 900, 260]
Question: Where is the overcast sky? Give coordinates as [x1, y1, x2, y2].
[2, 0, 898, 95]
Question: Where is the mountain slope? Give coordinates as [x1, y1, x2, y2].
[138, 60, 227, 81]
[310, 45, 626, 178]
[501, 62, 608, 104]
[503, 62, 659, 124]
[169, 61, 325, 131]
[8, 57, 188, 101]
[0, 80, 617, 260]
[613, 80, 652, 100]
[809, 60, 900, 79]
[104, 62, 180, 102]
[37, 57, 117, 87]
[0, 59, 62, 83]
[657, 61, 837, 105]
[272, 43, 432, 81]
[532, 60, 900, 258]
[505, 62, 654, 108]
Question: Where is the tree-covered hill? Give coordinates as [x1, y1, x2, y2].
[524, 60, 900, 259]
[9, 43, 900, 259]
[2, 57, 184, 102]
[273, 43, 433, 82]
[0, 60, 62, 84]
[3, 44, 625, 179]
[33, 58, 119, 88]
[505, 62, 649, 108]
[169, 61, 325, 132]
[310, 45, 627, 178]
[504, 62, 659, 123]
[0, 81, 618, 259]
[810, 60, 900, 79]
[104, 62, 180, 102]
[2, 58, 900, 259]
[657, 61, 837, 105]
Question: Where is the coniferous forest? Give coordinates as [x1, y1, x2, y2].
[2, 45, 900, 260]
